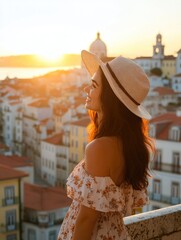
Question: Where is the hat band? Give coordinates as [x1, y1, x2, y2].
[106, 63, 140, 106]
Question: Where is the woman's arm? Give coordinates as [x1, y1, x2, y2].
[72, 204, 100, 240]
[72, 137, 116, 239]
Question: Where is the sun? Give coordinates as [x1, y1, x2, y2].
[37, 52, 63, 64]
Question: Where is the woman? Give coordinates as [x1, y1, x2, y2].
[58, 50, 154, 240]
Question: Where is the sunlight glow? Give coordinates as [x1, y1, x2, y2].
[37, 52, 63, 64]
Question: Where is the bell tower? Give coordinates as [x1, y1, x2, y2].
[153, 33, 165, 60]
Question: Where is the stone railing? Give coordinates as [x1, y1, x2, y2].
[124, 204, 181, 240]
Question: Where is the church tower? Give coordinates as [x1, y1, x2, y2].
[152, 33, 165, 69]
[153, 33, 165, 60]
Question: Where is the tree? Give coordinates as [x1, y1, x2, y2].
[150, 68, 162, 76]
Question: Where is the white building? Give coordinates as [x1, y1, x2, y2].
[176, 49, 181, 74]
[148, 110, 181, 210]
[23, 99, 53, 160]
[2, 100, 22, 148]
[23, 183, 71, 240]
[144, 87, 179, 117]
[149, 75, 164, 89]
[14, 108, 23, 155]
[172, 73, 181, 92]
[41, 133, 69, 186]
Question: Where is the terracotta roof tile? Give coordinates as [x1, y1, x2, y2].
[43, 133, 63, 145]
[28, 99, 49, 108]
[24, 183, 71, 211]
[153, 87, 177, 95]
[71, 117, 90, 127]
[164, 55, 176, 60]
[0, 155, 32, 167]
[0, 164, 28, 180]
[135, 56, 152, 60]
[8, 96, 20, 100]
[150, 112, 181, 141]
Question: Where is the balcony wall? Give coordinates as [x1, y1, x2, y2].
[124, 204, 181, 240]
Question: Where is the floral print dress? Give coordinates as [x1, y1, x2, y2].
[57, 160, 149, 240]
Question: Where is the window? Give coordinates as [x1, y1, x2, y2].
[49, 230, 57, 240]
[49, 212, 55, 225]
[169, 127, 180, 141]
[172, 152, 180, 174]
[5, 186, 15, 205]
[171, 182, 180, 198]
[6, 210, 16, 231]
[7, 234, 17, 240]
[153, 179, 161, 201]
[171, 182, 180, 204]
[76, 127, 78, 136]
[154, 149, 162, 170]
[28, 229, 36, 240]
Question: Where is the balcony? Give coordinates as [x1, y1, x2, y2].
[56, 153, 66, 159]
[0, 222, 19, 233]
[2, 197, 19, 206]
[124, 204, 181, 239]
[56, 164, 66, 171]
[23, 216, 63, 228]
[151, 162, 181, 174]
[149, 192, 181, 205]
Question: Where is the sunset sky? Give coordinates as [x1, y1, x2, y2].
[0, 0, 181, 59]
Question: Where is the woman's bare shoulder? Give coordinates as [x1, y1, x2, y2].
[86, 136, 115, 150]
[85, 137, 123, 177]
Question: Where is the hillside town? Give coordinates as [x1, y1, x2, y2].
[0, 33, 181, 240]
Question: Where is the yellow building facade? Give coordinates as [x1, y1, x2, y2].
[69, 117, 90, 174]
[0, 166, 27, 240]
[162, 58, 176, 77]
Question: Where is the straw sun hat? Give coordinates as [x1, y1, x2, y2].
[81, 50, 151, 119]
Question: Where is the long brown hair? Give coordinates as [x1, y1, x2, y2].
[87, 68, 154, 190]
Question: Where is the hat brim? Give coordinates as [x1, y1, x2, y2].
[81, 50, 151, 120]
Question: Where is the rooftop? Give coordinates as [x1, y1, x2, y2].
[164, 55, 176, 60]
[152, 87, 178, 95]
[28, 99, 49, 108]
[135, 56, 152, 60]
[24, 183, 72, 211]
[42, 133, 63, 145]
[0, 164, 28, 180]
[71, 117, 90, 127]
[150, 112, 181, 141]
[0, 154, 32, 168]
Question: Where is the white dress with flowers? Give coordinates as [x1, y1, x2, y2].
[57, 160, 149, 240]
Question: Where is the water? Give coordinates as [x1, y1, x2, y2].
[0, 66, 78, 80]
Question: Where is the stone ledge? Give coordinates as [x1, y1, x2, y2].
[124, 204, 181, 240]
